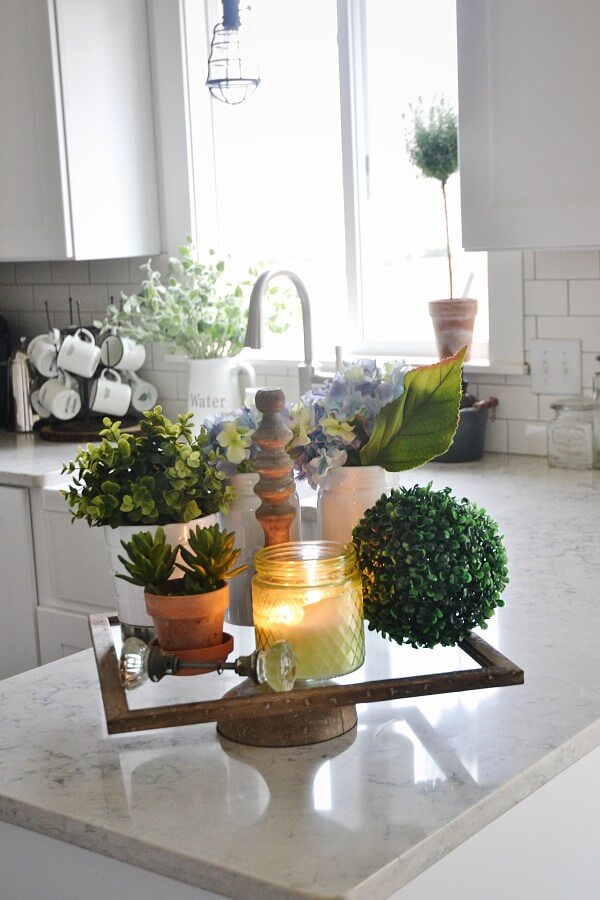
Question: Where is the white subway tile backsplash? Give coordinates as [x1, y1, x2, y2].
[569, 280, 600, 316]
[537, 315, 600, 351]
[582, 352, 599, 389]
[32, 284, 70, 312]
[489, 384, 539, 420]
[128, 256, 150, 284]
[51, 260, 89, 284]
[139, 369, 178, 401]
[508, 420, 548, 456]
[68, 284, 109, 313]
[523, 251, 535, 280]
[535, 250, 600, 280]
[0, 263, 15, 285]
[0, 284, 34, 308]
[524, 280, 567, 315]
[15, 262, 52, 285]
[483, 417, 508, 453]
[89, 258, 130, 285]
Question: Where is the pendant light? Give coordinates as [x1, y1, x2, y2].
[206, 0, 260, 105]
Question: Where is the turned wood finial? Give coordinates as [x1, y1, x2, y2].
[252, 388, 296, 546]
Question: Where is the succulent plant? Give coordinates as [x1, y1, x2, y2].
[117, 528, 178, 595]
[62, 406, 233, 527]
[352, 484, 509, 648]
[177, 523, 247, 594]
[117, 524, 247, 596]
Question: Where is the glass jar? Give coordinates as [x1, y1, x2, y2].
[547, 398, 594, 469]
[252, 541, 365, 682]
[593, 365, 600, 468]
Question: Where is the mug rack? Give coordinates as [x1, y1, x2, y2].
[34, 298, 151, 441]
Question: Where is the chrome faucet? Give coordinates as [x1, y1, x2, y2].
[244, 269, 316, 397]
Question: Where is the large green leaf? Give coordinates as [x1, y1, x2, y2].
[360, 347, 466, 470]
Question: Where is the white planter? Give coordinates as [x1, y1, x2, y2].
[317, 466, 394, 544]
[187, 356, 255, 428]
[219, 472, 301, 626]
[104, 514, 219, 633]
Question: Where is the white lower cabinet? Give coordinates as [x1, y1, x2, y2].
[37, 606, 98, 663]
[0, 485, 39, 678]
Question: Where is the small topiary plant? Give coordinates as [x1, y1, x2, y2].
[117, 523, 247, 596]
[352, 484, 508, 648]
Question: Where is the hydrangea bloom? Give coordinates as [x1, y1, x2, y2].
[289, 358, 408, 487]
[203, 405, 261, 477]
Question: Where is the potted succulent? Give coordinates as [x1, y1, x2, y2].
[98, 240, 287, 427]
[290, 351, 465, 543]
[62, 406, 233, 637]
[117, 524, 247, 656]
[353, 484, 509, 648]
[405, 98, 478, 361]
[203, 404, 301, 626]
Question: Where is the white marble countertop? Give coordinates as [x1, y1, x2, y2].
[1, 454, 600, 898]
[0, 430, 83, 487]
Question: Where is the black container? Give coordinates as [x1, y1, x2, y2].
[0, 316, 10, 427]
[436, 406, 489, 463]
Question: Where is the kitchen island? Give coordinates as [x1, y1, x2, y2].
[1, 455, 600, 899]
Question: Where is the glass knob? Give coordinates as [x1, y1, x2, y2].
[255, 641, 297, 692]
[119, 637, 150, 690]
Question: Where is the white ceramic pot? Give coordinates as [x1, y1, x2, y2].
[104, 514, 219, 634]
[187, 356, 255, 429]
[219, 472, 301, 626]
[317, 465, 394, 544]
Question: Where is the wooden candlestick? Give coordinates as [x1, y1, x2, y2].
[252, 388, 297, 546]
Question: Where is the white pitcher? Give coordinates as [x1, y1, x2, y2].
[187, 356, 255, 429]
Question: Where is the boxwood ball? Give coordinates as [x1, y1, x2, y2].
[352, 484, 509, 648]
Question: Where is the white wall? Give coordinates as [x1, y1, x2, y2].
[1, 249, 600, 457]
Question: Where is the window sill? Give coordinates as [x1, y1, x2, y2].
[244, 352, 529, 377]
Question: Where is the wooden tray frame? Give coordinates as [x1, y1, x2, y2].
[89, 614, 524, 736]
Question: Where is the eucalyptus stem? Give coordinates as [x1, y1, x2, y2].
[441, 180, 453, 300]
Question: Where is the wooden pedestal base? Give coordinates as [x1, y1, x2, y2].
[216, 680, 358, 747]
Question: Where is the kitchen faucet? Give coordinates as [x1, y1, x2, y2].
[244, 269, 317, 397]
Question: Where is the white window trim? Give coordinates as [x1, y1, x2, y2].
[337, 0, 526, 373]
[149, 0, 526, 375]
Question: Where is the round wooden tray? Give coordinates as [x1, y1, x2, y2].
[38, 416, 142, 442]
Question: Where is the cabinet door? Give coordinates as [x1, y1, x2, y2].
[0, 486, 39, 678]
[55, 0, 161, 259]
[0, 0, 71, 260]
[37, 606, 93, 664]
[458, 0, 600, 250]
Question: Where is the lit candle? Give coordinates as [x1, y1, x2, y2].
[252, 542, 365, 682]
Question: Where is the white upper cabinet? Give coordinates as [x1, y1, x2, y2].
[458, 0, 600, 251]
[0, 0, 161, 261]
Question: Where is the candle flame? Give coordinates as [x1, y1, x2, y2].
[271, 603, 305, 626]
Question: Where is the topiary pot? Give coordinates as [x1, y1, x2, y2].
[429, 298, 478, 361]
[144, 579, 230, 651]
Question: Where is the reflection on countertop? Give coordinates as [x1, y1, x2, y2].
[0, 429, 83, 487]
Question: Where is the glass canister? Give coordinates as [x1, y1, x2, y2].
[252, 541, 365, 682]
[547, 397, 594, 469]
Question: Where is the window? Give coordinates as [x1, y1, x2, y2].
[180, 0, 522, 368]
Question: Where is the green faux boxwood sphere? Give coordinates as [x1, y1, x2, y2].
[352, 484, 509, 648]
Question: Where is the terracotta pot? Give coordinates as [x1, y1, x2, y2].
[429, 298, 478, 361]
[144, 580, 230, 651]
[150, 633, 234, 676]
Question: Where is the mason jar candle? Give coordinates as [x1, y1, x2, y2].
[252, 541, 365, 682]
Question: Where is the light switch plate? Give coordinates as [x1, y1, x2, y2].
[530, 338, 582, 395]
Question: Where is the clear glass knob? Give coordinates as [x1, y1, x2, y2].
[120, 637, 150, 690]
[255, 641, 297, 692]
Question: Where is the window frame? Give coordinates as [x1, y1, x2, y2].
[149, 0, 526, 374]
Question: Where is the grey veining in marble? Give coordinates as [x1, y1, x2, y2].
[0, 431, 83, 486]
[1, 454, 600, 898]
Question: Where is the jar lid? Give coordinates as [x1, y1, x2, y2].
[550, 396, 594, 412]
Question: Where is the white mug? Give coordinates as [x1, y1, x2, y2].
[27, 329, 61, 378]
[187, 356, 256, 428]
[89, 368, 132, 417]
[39, 372, 81, 421]
[57, 327, 101, 378]
[127, 372, 158, 413]
[100, 334, 146, 372]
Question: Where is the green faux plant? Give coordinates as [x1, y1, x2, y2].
[98, 239, 291, 359]
[352, 484, 509, 648]
[405, 98, 458, 298]
[62, 407, 233, 527]
[117, 524, 247, 596]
